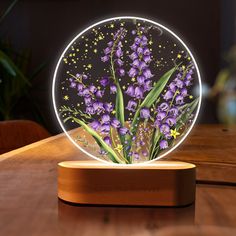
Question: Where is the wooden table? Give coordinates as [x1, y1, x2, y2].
[0, 124, 236, 236]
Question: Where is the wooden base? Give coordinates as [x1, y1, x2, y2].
[58, 160, 196, 206]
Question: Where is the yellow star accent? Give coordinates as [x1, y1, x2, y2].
[111, 110, 116, 114]
[110, 23, 114, 28]
[131, 77, 136, 82]
[98, 35, 103, 40]
[63, 95, 69, 101]
[149, 40, 153, 45]
[87, 64, 92, 69]
[93, 49, 97, 53]
[189, 95, 193, 99]
[114, 144, 123, 153]
[122, 85, 126, 90]
[170, 129, 180, 139]
[182, 65, 186, 70]
[177, 54, 182, 59]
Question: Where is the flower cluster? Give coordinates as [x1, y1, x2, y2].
[154, 64, 194, 149]
[101, 28, 126, 93]
[126, 30, 153, 118]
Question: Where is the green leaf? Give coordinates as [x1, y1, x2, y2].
[0, 0, 18, 25]
[67, 117, 127, 164]
[176, 97, 199, 130]
[115, 83, 125, 125]
[149, 128, 161, 160]
[0, 50, 30, 85]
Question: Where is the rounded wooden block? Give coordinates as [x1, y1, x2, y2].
[58, 160, 196, 206]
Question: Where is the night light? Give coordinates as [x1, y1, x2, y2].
[53, 16, 201, 206]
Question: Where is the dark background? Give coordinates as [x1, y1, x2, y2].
[0, 0, 235, 134]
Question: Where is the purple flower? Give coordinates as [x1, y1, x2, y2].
[126, 85, 135, 97]
[159, 102, 169, 111]
[89, 85, 97, 94]
[134, 37, 141, 45]
[84, 97, 92, 106]
[110, 84, 117, 94]
[101, 114, 110, 124]
[115, 48, 123, 58]
[90, 120, 100, 130]
[107, 41, 113, 47]
[82, 88, 90, 97]
[130, 52, 138, 60]
[166, 117, 176, 126]
[175, 79, 184, 88]
[77, 83, 84, 92]
[143, 68, 153, 79]
[104, 103, 113, 113]
[95, 90, 104, 98]
[169, 82, 176, 92]
[143, 47, 151, 55]
[163, 90, 173, 100]
[160, 124, 170, 135]
[118, 68, 125, 77]
[93, 101, 104, 112]
[101, 55, 109, 62]
[100, 124, 110, 134]
[143, 55, 151, 63]
[76, 73, 81, 78]
[160, 140, 168, 150]
[130, 43, 137, 51]
[137, 47, 143, 55]
[111, 118, 121, 128]
[143, 80, 152, 92]
[137, 75, 145, 85]
[131, 59, 140, 68]
[156, 111, 166, 121]
[116, 59, 124, 67]
[104, 136, 111, 146]
[100, 77, 110, 87]
[140, 108, 150, 119]
[138, 61, 148, 70]
[86, 106, 95, 115]
[70, 81, 76, 88]
[126, 100, 137, 112]
[104, 47, 111, 55]
[134, 86, 144, 99]
[82, 74, 88, 80]
[175, 95, 184, 105]
[128, 67, 138, 77]
[181, 88, 188, 97]
[119, 127, 129, 135]
[169, 108, 179, 117]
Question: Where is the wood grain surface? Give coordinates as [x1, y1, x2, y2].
[0, 124, 236, 236]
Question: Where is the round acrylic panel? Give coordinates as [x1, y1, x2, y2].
[52, 16, 201, 165]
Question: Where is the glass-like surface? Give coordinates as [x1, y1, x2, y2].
[53, 16, 201, 164]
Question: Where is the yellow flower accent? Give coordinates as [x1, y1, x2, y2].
[149, 40, 153, 45]
[170, 128, 180, 139]
[131, 77, 136, 82]
[63, 95, 69, 101]
[114, 144, 123, 153]
[189, 95, 193, 99]
[177, 54, 181, 59]
[111, 110, 116, 114]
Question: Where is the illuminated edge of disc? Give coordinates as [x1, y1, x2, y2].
[52, 16, 202, 166]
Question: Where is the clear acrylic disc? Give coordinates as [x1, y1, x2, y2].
[52, 16, 201, 164]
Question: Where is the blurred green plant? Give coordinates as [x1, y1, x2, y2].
[0, 0, 47, 124]
[210, 46, 236, 124]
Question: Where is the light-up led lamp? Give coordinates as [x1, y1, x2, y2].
[53, 16, 201, 206]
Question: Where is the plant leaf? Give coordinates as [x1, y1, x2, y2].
[0, 50, 30, 85]
[67, 117, 127, 164]
[176, 97, 199, 130]
[0, 0, 18, 25]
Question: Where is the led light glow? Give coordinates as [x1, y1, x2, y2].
[52, 16, 202, 165]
